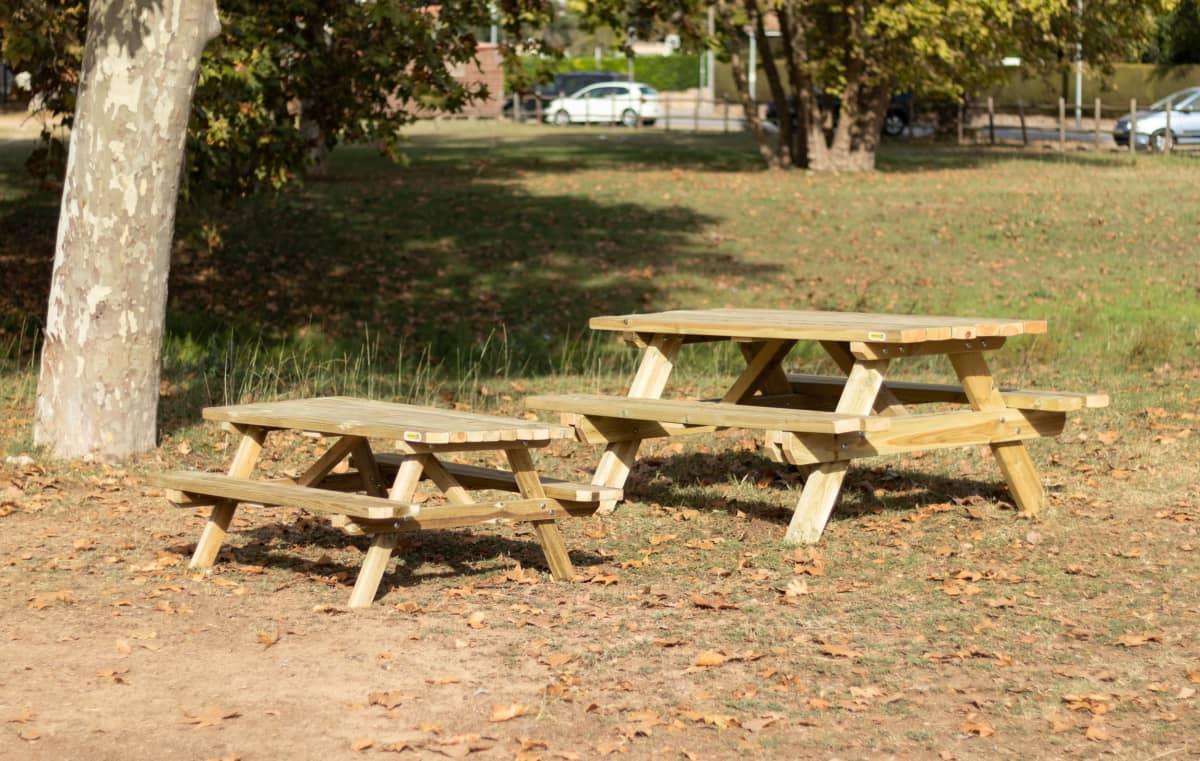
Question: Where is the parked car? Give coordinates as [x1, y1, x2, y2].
[545, 82, 661, 127]
[1113, 86, 1200, 152]
[766, 92, 914, 137]
[504, 71, 629, 119]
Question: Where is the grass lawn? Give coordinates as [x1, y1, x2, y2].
[1, 121, 1198, 759]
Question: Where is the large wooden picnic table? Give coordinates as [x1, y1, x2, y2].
[528, 309, 1107, 544]
[152, 397, 619, 607]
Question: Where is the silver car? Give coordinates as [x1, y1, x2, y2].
[1113, 86, 1200, 152]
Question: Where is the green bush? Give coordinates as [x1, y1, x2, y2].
[511, 54, 700, 93]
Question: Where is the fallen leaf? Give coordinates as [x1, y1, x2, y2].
[18, 729, 40, 741]
[351, 738, 374, 752]
[179, 705, 241, 728]
[466, 611, 487, 629]
[1187, 669, 1200, 684]
[960, 719, 995, 737]
[426, 676, 462, 685]
[489, 703, 528, 722]
[368, 692, 407, 710]
[256, 630, 280, 649]
[818, 644, 862, 659]
[692, 650, 727, 668]
[28, 590, 77, 610]
[1085, 722, 1112, 741]
[1115, 632, 1161, 647]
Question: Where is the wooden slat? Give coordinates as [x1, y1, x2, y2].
[374, 454, 621, 503]
[769, 409, 1066, 466]
[849, 338, 1006, 360]
[202, 396, 572, 444]
[347, 498, 577, 533]
[590, 309, 1046, 344]
[526, 394, 890, 434]
[189, 425, 266, 569]
[153, 471, 418, 520]
[786, 374, 1110, 412]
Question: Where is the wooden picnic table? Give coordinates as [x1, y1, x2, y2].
[151, 397, 619, 607]
[527, 309, 1107, 545]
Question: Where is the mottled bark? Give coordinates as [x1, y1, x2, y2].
[776, 5, 811, 168]
[811, 76, 891, 173]
[34, 0, 221, 458]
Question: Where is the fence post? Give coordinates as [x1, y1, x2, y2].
[1018, 99, 1028, 147]
[1130, 99, 1136, 157]
[693, 95, 701, 132]
[1058, 96, 1066, 150]
[1164, 99, 1173, 154]
[664, 93, 671, 131]
[987, 96, 995, 145]
[611, 94, 618, 127]
[723, 98, 730, 133]
[535, 96, 543, 125]
[1094, 97, 1101, 150]
[514, 93, 522, 123]
[957, 102, 965, 145]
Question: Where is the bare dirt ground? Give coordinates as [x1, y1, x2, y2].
[2, 404, 1198, 760]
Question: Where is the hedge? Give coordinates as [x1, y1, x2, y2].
[511, 54, 701, 93]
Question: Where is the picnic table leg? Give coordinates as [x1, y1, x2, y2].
[784, 359, 889, 545]
[507, 448, 575, 580]
[820, 341, 908, 416]
[189, 425, 266, 569]
[734, 341, 804, 468]
[591, 334, 682, 514]
[949, 351, 1045, 515]
[347, 448, 424, 608]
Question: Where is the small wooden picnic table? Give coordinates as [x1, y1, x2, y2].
[527, 309, 1107, 544]
[152, 397, 619, 607]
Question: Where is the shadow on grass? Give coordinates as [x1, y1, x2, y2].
[625, 449, 1014, 526]
[169, 520, 607, 594]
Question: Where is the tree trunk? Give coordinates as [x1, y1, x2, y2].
[810, 73, 892, 173]
[776, 4, 811, 168]
[747, 0, 790, 166]
[34, 0, 221, 459]
[300, 103, 331, 177]
[715, 0, 778, 168]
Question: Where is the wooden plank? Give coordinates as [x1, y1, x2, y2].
[773, 409, 1065, 466]
[387, 457, 425, 504]
[590, 309, 1046, 344]
[507, 448, 575, 581]
[950, 351, 1045, 515]
[202, 397, 572, 444]
[819, 341, 908, 416]
[722, 340, 795, 402]
[348, 498, 577, 533]
[525, 394, 890, 434]
[784, 359, 889, 545]
[349, 439, 388, 497]
[374, 453, 622, 503]
[417, 455, 474, 505]
[590, 334, 682, 513]
[787, 374, 1109, 412]
[295, 436, 358, 487]
[188, 425, 266, 569]
[738, 342, 793, 396]
[155, 471, 419, 520]
[565, 413, 717, 445]
[849, 337, 1005, 361]
[348, 533, 398, 609]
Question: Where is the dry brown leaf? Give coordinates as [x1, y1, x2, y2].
[18, 729, 40, 741]
[7, 708, 34, 724]
[648, 534, 676, 546]
[351, 738, 374, 752]
[1115, 632, 1161, 647]
[489, 703, 529, 722]
[542, 652, 575, 668]
[368, 692, 408, 709]
[1187, 669, 1200, 684]
[688, 593, 738, 610]
[426, 676, 461, 685]
[256, 630, 280, 649]
[1047, 713, 1074, 733]
[692, 650, 727, 668]
[818, 644, 862, 659]
[466, 611, 487, 629]
[179, 705, 241, 729]
[960, 719, 995, 737]
[28, 590, 76, 610]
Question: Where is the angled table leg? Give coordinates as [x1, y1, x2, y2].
[949, 351, 1045, 515]
[507, 448, 575, 580]
[591, 334, 682, 514]
[190, 424, 267, 569]
[820, 341, 909, 416]
[348, 445, 422, 608]
[784, 359, 890, 545]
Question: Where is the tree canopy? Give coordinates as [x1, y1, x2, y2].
[0, 0, 558, 195]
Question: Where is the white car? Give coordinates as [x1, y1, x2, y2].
[545, 82, 661, 127]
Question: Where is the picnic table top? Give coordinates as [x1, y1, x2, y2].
[589, 309, 1047, 344]
[202, 396, 573, 444]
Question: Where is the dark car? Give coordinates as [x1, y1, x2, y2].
[766, 92, 914, 137]
[505, 71, 630, 120]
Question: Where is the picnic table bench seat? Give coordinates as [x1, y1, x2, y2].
[524, 394, 891, 434]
